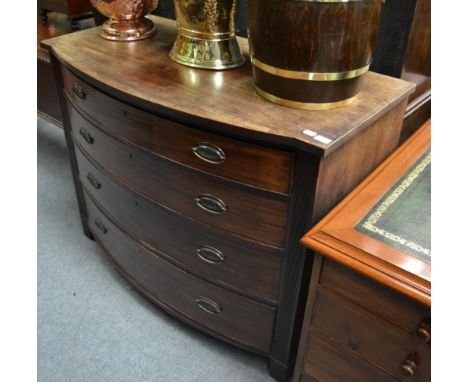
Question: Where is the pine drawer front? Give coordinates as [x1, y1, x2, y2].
[320, 259, 430, 331]
[85, 194, 276, 354]
[62, 66, 294, 194]
[76, 144, 282, 304]
[69, 103, 289, 247]
[311, 288, 430, 381]
[303, 330, 398, 382]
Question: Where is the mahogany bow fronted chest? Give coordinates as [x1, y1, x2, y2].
[42, 16, 414, 381]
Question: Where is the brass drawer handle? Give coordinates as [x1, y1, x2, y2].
[79, 128, 94, 144]
[195, 194, 227, 214]
[196, 297, 222, 314]
[192, 142, 226, 164]
[94, 218, 107, 234]
[197, 246, 225, 264]
[72, 83, 86, 101]
[86, 173, 101, 189]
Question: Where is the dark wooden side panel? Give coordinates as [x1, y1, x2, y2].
[38, 58, 62, 125]
[399, 0, 431, 142]
[269, 152, 319, 380]
[75, 144, 282, 304]
[292, 254, 325, 382]
[312, 100, 407, 222]
[320, 259, 429, 331]
[85, 194, 276, 354]
[50, 57, 93, 239]
[371, 0, 418, 78]
[401, 0, 431, 103]
[68, 103, 289, 248]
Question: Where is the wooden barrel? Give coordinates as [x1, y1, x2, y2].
[248, 0, 382, 110]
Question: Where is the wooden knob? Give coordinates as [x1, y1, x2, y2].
[417, 326, 431, 342]
[416, 318, 431, 343]
[401, 359, 417, 377]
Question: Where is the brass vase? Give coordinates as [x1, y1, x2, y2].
[90, 0, 159, 41]
[170, 0, 245, 70]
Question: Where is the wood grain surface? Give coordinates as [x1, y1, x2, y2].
[76, 146, 283, 304]
[61, 66, 294, 194]
[69, 104, 290, 247]
[42, 16, 414, 157]
[85, 194, 276, 354]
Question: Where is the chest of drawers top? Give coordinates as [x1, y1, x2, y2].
[42, 16, 414, 158]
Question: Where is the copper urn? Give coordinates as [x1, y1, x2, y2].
[90, 0, 159, 41]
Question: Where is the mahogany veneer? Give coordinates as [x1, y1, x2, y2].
[43, 16, 414, 381]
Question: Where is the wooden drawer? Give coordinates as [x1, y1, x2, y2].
[69, 103, 289, 247]
[61, 66, 294, 194]
[311, 288, 430, 381]
[85, 194, 276, 354]
[320, 259, 430, 331]
[303, 329, 397, 382]
[76, 144, 282, 304]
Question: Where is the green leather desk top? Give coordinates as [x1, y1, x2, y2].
[356, 149, 431, 263]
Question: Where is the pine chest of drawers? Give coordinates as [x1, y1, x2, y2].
[43, 16, 414, 381]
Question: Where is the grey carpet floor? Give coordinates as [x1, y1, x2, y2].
[38, 116, 275, 382]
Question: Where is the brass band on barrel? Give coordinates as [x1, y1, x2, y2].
[254, 86, 358, 111]
[251, 58, 370, 81]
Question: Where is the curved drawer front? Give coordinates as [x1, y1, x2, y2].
[62, 66, 294, 194]
[69, 103, 289, 248]
[76, 143, 282, 304]
[85, 194, 276, 354]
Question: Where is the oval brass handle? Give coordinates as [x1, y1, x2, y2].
[196, 297, 222, 314]
[94, 218, 107, 234]
[192, 142, 226, 164]
[197, 246, 225, 264]
[195, 194, 227, 214]
[72, 83, 86, 100]
[86, 173, 101, 189]
[401, 359, 417, 377]
[79, 128, 94, 144]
